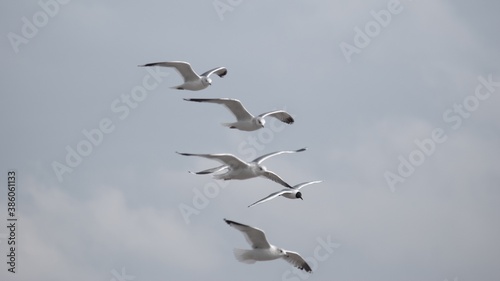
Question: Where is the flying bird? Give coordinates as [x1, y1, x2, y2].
[223, 219, 312, 273]
[138, 61, 227, 91]
[248, 180, 322, 208]
[176, 148, 307, 188]
[184, 98, 294, 131]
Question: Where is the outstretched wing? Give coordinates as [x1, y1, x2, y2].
[224, 219, 270, 249]
[248, 189, 292, 208]
[251, 148, 307, 164]
[293, 180, 322, 190]
[283, 251, 312, 273]
[262, 171, 292, 188]
[139, 61, 199, 82]
[259, 110, 294, 124]
[184, 98, 254, 121]
[200, 67, 228, 78]
[176, 152, 248, 169]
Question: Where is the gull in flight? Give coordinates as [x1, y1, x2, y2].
[184, 98, 294, 131]
[224, 219, 312, 273]
[176, 148, 306, 188]
[248, 180, 322, 208]
[138, 61, 227, 91]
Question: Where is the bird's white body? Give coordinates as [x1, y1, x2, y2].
[222, 119, 264, 132]
[233, 245, 284, 263]
[213, 163, 263, 180]
[281, 192, 299, 199]
[174, 78, 211, 91]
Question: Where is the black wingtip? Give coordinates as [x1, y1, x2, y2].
[219, 69, 228, 78]
[305, 264, 313, 273]
[139, 63, 156, 67]
[296, 147, 307, 152]
[224, 219, 248, 228]
[193, 170, 210, 175]
[185, 98, 205, 102]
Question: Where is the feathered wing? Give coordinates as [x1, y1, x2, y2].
[139, 61, 199, 82]
[259, 110, 294, 124]
[252, 148, 307, 164]
[176, 152, 248, 169]
[248, 190, 292, 208]
[200, 67, 228, 78]
[224, 219, 271, 249]
[293, 180, 322, 190]
[262, 171, 292, 188]
[184, 98, 254, 121]
[283, 251, 312, 273]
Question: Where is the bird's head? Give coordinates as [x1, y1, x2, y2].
[256, 117, 266, 128]
[202, 77, 212, 86]
[296, 191, 303, 200]
[278, 248, 288, 257]
[258, 165, 268, 172]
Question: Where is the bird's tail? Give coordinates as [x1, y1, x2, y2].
[233, 248, 256, 264]
[221, 122, 236, 129]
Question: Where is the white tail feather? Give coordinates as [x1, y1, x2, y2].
[221, 122, 235, 128]
[233, 248, 255, 264]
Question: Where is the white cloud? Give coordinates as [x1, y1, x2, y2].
[14, 176, 223, 281]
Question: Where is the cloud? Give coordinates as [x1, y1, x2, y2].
[16, 176, 224, 281]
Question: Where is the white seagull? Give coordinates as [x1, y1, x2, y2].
[224, 219, 312, 273]
[248, 180, 322, 208]
[176, 148, 306, 188]
[184, 98, 294, 131]
[138, 61, 227, 91]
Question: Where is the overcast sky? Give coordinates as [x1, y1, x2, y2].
[1, 0, 500, 280]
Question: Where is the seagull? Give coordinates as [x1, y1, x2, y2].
[176, 148, 306, 188]
[223, 219, 312, 273]
[248, 180, 322, 208]
[138, 61, 227, 91]
[184, 98, 294, 131]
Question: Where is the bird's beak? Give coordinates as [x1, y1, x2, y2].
[300, 197, 303, 200]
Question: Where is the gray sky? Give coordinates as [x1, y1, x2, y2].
[1, 0, 500, 280]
